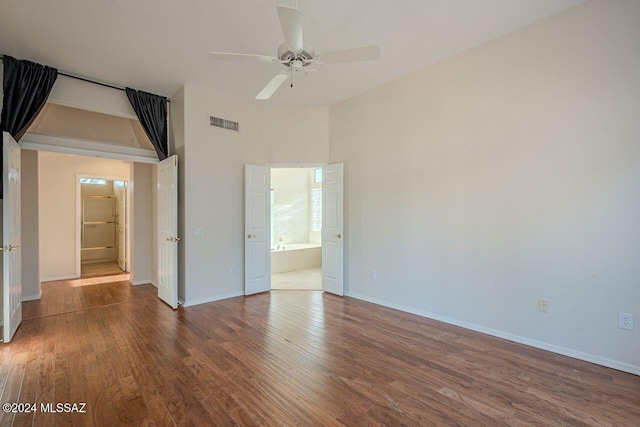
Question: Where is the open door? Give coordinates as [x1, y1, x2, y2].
[114, 181, 127, 271]
[3, 132, 22, 342]
[322, 162, 344, 296]
[244, 164, 271, 295]
[157, 155, 178, 308]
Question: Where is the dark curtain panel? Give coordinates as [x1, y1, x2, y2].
[1, 55, 58, 140]
[1, 55, 58, 198]
[126, 87, 168, 160]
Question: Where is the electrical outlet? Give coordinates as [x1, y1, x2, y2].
[370, 269, 377, 280]
[230, 267, 236, 276]
[538, 299, 549, 313]
[619, 312, 634, 330]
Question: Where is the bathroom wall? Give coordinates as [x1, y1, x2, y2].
[271, 168, 311, 247]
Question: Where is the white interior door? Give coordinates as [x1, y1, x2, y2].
[115, 182, 127, 271]
[157, 155, 178, 308]
[322, 162, 344, 296]
[244, 164, 271, 295]
[3, 132, 22, 342]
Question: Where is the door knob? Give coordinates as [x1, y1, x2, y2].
[8, 245, 19, 251]
[166, 237, 181, 242]
[247, 234, 256, 239]
[334, 233, 341, 239]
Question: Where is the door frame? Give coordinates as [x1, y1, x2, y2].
[76, 174, 131, 278]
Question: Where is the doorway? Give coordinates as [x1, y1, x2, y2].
[78, 176, 129, 279]
[244, 162, 344, 296]
[270, 167, 322, 290]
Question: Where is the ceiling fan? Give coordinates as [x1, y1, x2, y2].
[209, 1, 381, 100]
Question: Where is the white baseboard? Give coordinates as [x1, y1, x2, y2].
[22, 291, 42, 302]
[42, 274, 77, 282]
[345, 291, 640, 376]
[179, 291, 244, 308]
[131, 279, 152, 286]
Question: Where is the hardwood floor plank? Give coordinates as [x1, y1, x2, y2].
[11, 332, 41, 427]
[0, 352, 28, 427]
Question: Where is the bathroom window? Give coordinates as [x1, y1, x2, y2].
[314, 168, 322, 183]
[311, 188, 322, 231]
[80, 178, 106, 185]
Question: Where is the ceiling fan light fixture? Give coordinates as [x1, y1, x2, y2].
[278, 43, 315, 65]
[209, 3, 381, 100]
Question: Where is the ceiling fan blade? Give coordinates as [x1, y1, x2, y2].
[255, 73, 289, 100]
[317, 45, 381, 64]
[276, 5, 304, 52]
[209, 52, 278, 63]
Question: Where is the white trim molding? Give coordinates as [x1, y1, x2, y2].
[21, 291, 42, 302]
[41, 274, 77, 282]
[179, 291, 244, 308]
[21, 133, 158, 164]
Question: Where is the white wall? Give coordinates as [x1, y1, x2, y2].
[21, 150, 40, 300]
[329, 0, 640, 373]
[169, 86, 186, 297]
[38, 152, 130, 281]
[178, 84, 329, 305]
[48, 74, 137, 119]
[151, 164, 158, 287]
[131, 163, 153, 285]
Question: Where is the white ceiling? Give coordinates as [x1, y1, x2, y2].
[0, 0, 584, 106]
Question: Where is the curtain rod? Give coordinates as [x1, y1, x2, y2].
[0, 54, 170, 102]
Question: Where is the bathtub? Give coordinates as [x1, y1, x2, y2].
[271, 243, 321, 274]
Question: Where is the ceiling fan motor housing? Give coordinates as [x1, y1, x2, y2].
[278, 43, 314, 66]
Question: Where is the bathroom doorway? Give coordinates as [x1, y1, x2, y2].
[270, 167, 322, 290]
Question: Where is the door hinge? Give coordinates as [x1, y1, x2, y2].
[174, 156, 177, 167]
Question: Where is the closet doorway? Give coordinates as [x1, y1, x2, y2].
[77, 176, 130, 278]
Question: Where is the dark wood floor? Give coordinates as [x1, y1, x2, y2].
[2, 281, 639, 426]
[22, 277, 154, 321]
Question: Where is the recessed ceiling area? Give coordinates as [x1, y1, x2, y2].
[0, 0, 585, 106]
[28, 103, 154, 150]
